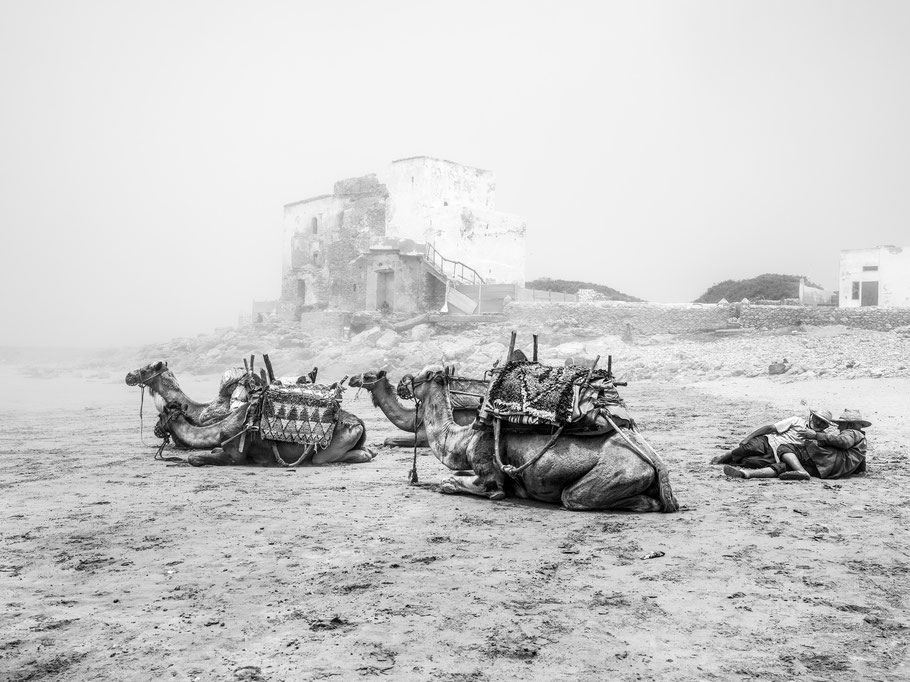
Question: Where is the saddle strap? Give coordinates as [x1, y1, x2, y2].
[271, 442, 316, 468]
[498, 420, 566, 479]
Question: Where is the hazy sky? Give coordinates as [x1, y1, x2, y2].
[2, 1, 908, 347]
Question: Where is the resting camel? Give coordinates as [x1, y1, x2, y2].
[348, 369, 485, 447]
[125, 361, 375, 466]
[408, 366, 679, 513]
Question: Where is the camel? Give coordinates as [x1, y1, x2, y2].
[125, 361, 375, 466]
[348, 369, 485, 447]
[156, 402, 375, 466]
[408, 366, 679, 513]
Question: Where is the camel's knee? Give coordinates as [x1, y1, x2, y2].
[345, 449, 373, 464]
[188, 447, 235, 467]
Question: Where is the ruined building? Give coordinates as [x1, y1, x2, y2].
[279, 157, 526, 320]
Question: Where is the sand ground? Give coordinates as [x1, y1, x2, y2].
[1, 368, 908, 681]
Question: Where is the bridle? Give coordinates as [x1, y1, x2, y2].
[401, 370, 448, 485]
[132, 363, 169, 448]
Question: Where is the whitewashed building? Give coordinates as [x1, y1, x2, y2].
[839, 245, 910, 307]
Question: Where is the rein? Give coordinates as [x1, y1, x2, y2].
[408, 376, 423, 484]
[135, 366, 168, 449]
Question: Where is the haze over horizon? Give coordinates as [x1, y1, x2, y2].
[2, 1, 908, 348]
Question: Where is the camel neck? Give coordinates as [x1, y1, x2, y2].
[369, 378, 417, 431]
[420, 380, 473, 471]
[149, 373, 206, 411]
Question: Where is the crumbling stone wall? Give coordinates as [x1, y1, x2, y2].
[738, 304, 910, 331]
[504, 302, 731, 336]
[299, 311, 352, 339]
[505, 300, 910, 336]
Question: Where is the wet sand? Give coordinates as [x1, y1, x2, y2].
[1, 368, 908, 680]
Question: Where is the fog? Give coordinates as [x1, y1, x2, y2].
[1, 0, 908, 348]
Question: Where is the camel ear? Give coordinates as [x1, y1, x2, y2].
[377, 369, 387, 379]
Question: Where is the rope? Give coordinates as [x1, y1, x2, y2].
[498, 421, 565, 479]
[271, 442, 316, 468]
[135, 366, 169, 449]
[408, 377, 421, 484]
[603, 414, 657, 471]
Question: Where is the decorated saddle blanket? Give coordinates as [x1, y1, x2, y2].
[477, 361, 632, 433]
[258, 383, 339, 449]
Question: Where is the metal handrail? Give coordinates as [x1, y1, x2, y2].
[423, 243, 485, 285]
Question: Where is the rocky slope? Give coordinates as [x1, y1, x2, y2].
[130, 320, 910, 385]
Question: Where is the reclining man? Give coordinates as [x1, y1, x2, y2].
[712, 409, 837, 481]
[775, 409, 870, 480]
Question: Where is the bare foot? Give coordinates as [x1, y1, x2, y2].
[723, 465, 748, 479]
[780, 470, 810, 481]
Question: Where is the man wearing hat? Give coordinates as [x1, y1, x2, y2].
[713, 409, 837, 479]
[775, 409, 870, 480]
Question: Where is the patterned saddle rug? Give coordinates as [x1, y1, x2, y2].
[258, 383, 339, 449]
[477, 361, 632, 433]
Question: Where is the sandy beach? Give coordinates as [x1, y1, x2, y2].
[1, 363, 908, 681]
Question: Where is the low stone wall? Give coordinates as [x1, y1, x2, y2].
[299, 311, 352, 338]
[503, 301, 731, 336]
[504, 300, 910, 335]
[738, 304, 910, 331]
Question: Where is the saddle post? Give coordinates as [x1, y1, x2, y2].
[532, 334, 538, 362]
[263, 354, 276, 383]
[506, 330, 516, 363]
[582, 355, 601, 387]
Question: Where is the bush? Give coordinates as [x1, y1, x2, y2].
[525, 277, 642, 302]
[695, 274, 822, 304]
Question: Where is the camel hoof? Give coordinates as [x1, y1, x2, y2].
[488, 490, 506, 501]
[439, 482, 458, 495]
[187, 454, 205, 467]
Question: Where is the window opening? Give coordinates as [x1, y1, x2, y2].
[851, 282, 860, 300]
[311, 217, 318, 235]
[862, 265, 878, 271]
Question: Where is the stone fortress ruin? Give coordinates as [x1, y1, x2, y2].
[279, 157, 527, 322]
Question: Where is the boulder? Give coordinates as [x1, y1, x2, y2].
[375, 330, 401, 350]
[409, 324, 434, 341]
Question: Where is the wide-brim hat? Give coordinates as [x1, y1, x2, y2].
[834, 409, 872, 428]
[809, 409, 836, 426]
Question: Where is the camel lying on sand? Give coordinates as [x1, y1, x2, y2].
[407, 366, 679, 513]
[348, 369, 485, 447]
[125, 361, 375, 466]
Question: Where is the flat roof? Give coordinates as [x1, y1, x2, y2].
[283, 194, 332, 209]
[391, 156, 491, 174]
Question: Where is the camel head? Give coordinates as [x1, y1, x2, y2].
[348, 369, 388, 390]
[125, 361, 170, 388]
[399, 365, 449, 402]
